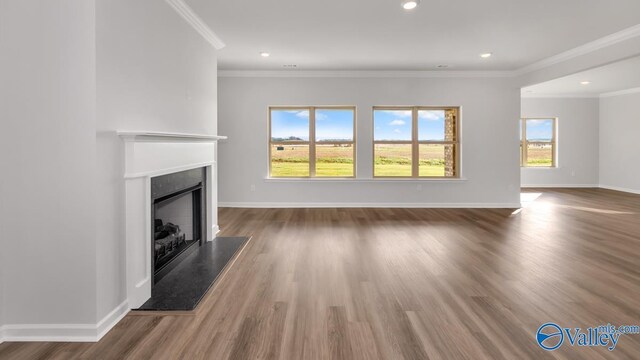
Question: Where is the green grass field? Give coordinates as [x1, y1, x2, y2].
[525, 146, 553, 167]
[270, 144, 452, 177]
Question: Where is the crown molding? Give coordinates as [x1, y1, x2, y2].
[218, 70, 514, 78]
[165, 0, 225, 50]
[600, 87, 640, 98]
[218, 25, 640, 78]
[521, 93, 599, 99]
[515, 24, 640, 76]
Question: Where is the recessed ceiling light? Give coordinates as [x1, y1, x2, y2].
[580, 81, 591, 85]
[480, 53, 493, 58]
[260, 52, 270, 57]
[401, 0, 420, 10]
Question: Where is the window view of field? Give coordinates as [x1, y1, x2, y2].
[269, 107, 459, 177]
[270, 144, 310, 177]
[526, 144, 553, 166]
[316, 144, 354, 176]
[374, 144, 412, 176]
[372, 144, 451, 177]
[419, 144, 450, 176]
[522, 118, 555, 167]
[270, 108, 355, 177]
[270, 144, 354, 177]
[373, 108, 457, 177]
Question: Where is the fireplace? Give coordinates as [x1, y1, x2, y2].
[120, 131, 225, 308]
[151, 167, 206, 284]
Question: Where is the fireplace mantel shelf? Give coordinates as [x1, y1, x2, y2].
[118, 131, 228, 142]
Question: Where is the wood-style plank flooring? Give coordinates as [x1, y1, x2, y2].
[1, 189, 639, 359]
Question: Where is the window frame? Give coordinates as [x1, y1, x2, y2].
[520, 117, 557, 168]
[372, 106, 460, 178]
[268, 106, 357, 178]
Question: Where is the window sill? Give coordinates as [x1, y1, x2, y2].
[264, 177, 468, 183]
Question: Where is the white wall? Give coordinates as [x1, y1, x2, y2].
[0, 0, 218, 340]
[599, 92, 640, 193]
[95, 0, 219, 319]
[218, 76, 521, 207]
[521, 98, 599, 186]
[0, 0, 98, 327]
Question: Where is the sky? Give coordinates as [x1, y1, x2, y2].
[271, 109, 310, 140]
[271, 109, 451, 142]
[271, 109, 354, 141]
[374, 110, 447, 141]
[524, 119, 554, 141]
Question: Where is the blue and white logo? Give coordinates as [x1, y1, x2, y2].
[536, 322, 639, 351]
[537, 323, 564, 351]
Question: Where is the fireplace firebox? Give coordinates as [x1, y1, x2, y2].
[151, 168, 206, 284]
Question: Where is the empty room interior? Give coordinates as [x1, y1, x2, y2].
[1, 0, 640, 359]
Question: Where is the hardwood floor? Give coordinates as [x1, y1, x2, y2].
[1, 189, 639, 359]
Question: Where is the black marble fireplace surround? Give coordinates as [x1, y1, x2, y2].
[151, 168, 205, 284]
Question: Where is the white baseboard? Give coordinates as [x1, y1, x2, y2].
[96, 300, 130, 341]
[599, 184, 640, 195]
[0, 300, 129, 343]
[219, 202, 522, 209]
[521, 184, 599, 188]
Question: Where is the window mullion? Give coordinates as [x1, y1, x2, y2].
[412, 107, 419, 177]
[523, 119, 528, 167]
[309, 107, 316, 177]
[552, 118, 557, 167]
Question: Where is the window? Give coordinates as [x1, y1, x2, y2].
[269, 107, 356, 177]
[520, 118, 556, 167]
[373, 107, 459, 177]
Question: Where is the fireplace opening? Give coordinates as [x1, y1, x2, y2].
[151, 168, 206, 284]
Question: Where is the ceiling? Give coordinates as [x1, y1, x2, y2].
[522, 56, 640, 97]
[187, 0, 640, 71]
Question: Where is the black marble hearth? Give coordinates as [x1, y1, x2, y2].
[137, 236, 249, 311]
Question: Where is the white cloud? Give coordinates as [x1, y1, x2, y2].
[393, 129, 402, 134]
[381, 110, 411, 118]
[284, 110, 310, 119]
[389, 119, 406, 126]
[526, 119, 552, 126]
[315, 112, 328, 121]
[419, 110, 444, 121]
[284, 109, 330, 121]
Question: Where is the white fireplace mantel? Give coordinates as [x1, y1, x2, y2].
[118, 131, 227, 179]
[118, 131, 227, 143]
[119, 131, 225, 308]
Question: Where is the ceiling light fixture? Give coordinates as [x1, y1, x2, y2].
[480, 53, 492, 58]
[580, 81, 591, 85]
[401, 0, 420, 10]
[260, 52, 270, 57]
